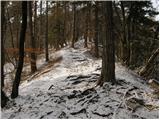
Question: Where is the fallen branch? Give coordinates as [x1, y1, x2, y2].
[48, 85, 54, 90]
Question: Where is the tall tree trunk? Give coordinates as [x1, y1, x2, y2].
[126, 16, 131, 65]
[94, 2, 99, 57]
[39, 0, 43, 49]
[120, 1, 128, 65]
[1, 1, 9, 108]
[15, 15, 20, 49]
[29, 1, 37, 73]
[45, 1, 49, 61]
[72, 3, 76, 48]
[6, 7, 14, 49]
[97, 1, 115, 86]
[63, 2, 67, 46]
[6, 7, 19, 66]
[34, 1, 37, 42]
[75, 8, 79, 42]
[1, 1, 5, 88]
[88, 2, 91, 42]
[56, 2, 62, 49]
[84, 3, 88, 48]
[11, 1, 27, 98]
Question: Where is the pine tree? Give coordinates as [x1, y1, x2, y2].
[97, 1, 116, 86]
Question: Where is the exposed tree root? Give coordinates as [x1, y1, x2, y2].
[92, 111, 113, 117]
[70, 108, 86, 115]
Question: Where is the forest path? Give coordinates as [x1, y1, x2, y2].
[2, 40, 159, 119]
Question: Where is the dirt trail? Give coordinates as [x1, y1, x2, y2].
[2, 41, 159, 119]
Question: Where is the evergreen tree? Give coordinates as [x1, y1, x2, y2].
[97, 1, 116, 86]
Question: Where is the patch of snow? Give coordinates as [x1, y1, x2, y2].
[2, 39, 159, 119]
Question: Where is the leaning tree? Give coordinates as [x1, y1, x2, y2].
[11, 1, 28, 98]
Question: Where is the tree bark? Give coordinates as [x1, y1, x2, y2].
[63, 2, 67, 46]
[1, 1, 5, 88]
[11, 1, 27, 98]
[94, 2, 99, 58]
[39, 0, 43, 49]
[6, 7, 15, 49]
[1, 1, 9, 108]
[45, 1, 49, 61]
[120, 1, 128, 65]
[6, 7, 19, 66]
[97, 1, 115, 86]
[72, 3, 76, 48]
[29, 1, 37, 73]
[84, 3, 89, 48]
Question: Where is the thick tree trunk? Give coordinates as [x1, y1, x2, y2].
[45, 1, 49, 61]
[94, 2, 99, 58]
[11, 1, 27, 99]
[29, 1, 37, 73]
[97, 1, 115, 86]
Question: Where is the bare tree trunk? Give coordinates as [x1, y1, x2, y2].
[84, 4, 88, 48]
[120, 1, 128, 65]
[1, 1, 5, 88]
[29, 1, 37, 73]
[11, 1, 27, 98]
[6, 7, 19, 66]
[45, 1, 49, 61]
[75, 8, 79, 42]
[6, 7, 15, 49]
[94, 2, 99, 57]
[15, 15, 20, 49]
[39, 0, 43, 49]
[1, 1, 9, 108]
[34, 1, 37, 43]
[97, 1, 115, 86]
[88, 2, 91, 42]
[72, 3, 76, 48]
[63, 2, 67, 46]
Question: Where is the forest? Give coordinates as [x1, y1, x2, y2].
[1, 1, 159, 119]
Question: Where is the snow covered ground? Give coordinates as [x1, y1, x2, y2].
[1, 40, 159, 119]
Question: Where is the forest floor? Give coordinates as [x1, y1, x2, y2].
[1, 40, 159, 119]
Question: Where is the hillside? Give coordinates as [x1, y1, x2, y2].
[2, 40, 159, 119]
